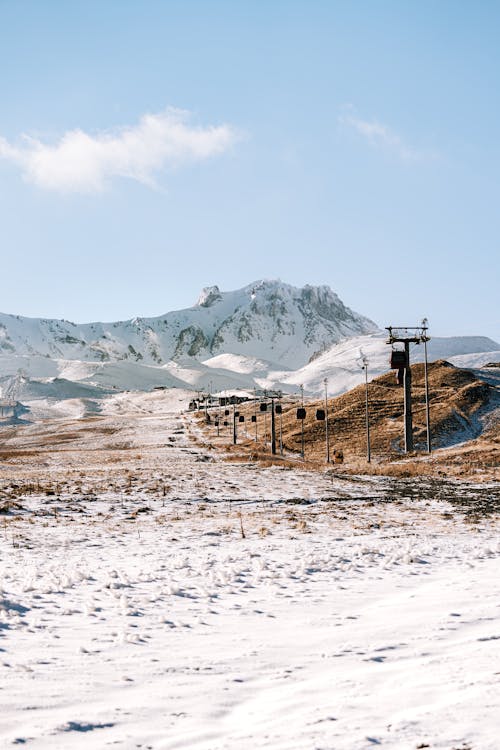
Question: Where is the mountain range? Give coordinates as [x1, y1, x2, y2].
[0, 280, 498, 404]
[0, 280, 377, 369]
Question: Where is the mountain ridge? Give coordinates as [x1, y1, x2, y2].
[0, 279, 498, 403]
[0, 279, 378, 369]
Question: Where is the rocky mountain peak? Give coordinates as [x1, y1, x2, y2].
[0, 280, 379, 370]
[196, 286, 222, 307]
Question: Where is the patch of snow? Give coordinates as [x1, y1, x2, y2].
[0, 406, 498, 749]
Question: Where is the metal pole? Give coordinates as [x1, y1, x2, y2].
[324, 378, 330, 463]
[279, 402, 283, 456]
[271, 398, 276, 455]
[423, 322, 431, 454]
[232, 404, 237, 445]
[300, 384, 305, 459]
[364, 363, 371, 463]
[254, 388, 258, 442]
[404, 341, 414, 453]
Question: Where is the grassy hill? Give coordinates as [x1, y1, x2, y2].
[200, 360, 499, 480]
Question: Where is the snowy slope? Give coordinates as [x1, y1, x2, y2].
[0, 280, 377, 369]
[269, 333, 500, 395]
[0, 281, 498, 400]
[1, 335, 499, 403]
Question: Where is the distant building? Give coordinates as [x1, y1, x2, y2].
[0, 399, 17, 420]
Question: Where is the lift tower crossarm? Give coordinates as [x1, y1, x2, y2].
[385, 326, 430, 344]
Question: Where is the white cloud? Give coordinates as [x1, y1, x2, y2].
[0, 108, 239, 193]
[338, 110, 426, 162]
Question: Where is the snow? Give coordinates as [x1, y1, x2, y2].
[449, 350, 500, 369]
[255, 334, 500, 397]
[1, 280, 498, 400]
[202, 352, 278, 375]
[0, 280, 499, 414]
[2, 333, 499, 407]
[0, 280, 378, 370]
[0, 397, 499, 749]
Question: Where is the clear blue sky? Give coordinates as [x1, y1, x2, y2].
[0, 0, 498, 340]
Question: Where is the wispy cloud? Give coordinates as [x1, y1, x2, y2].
[0, 108, 239, 193]
[338, 109, 428, 162]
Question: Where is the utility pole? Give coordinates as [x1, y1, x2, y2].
[263, 405, 268, 447]
[361, 356, 371, 463]
[324, 378, 330, 463]
[254, 387, 258, 442]
[422, 318, 431, 453]
[279, 401, 283, 456]
[270, 397, 276, 455]
[300, 384, 305, 459]
[232, 403, 237, 445]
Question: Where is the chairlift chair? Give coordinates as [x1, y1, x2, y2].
[390, 349, 407, 369]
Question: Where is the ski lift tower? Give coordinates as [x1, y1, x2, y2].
[386, 325, 430, 454]
[262, 389, 282, 455]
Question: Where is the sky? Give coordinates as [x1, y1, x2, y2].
[0, 0, 499, 340]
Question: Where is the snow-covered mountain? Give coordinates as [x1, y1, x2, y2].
[0, 280, 377, 369]
[0, 280, 498, 405]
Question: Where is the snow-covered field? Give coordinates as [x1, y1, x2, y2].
[1, 392, 499, 749]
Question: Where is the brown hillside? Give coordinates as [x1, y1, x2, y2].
[274, 360, 495, 457]
[200, 360, 499, 478]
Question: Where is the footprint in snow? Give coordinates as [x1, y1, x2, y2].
[56, 721, 114, 733]
[477, 634, 500, 641]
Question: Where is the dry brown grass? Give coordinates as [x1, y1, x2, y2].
[199, 361, 499, 481]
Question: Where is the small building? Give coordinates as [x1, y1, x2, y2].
[0, 399, 18, 421]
